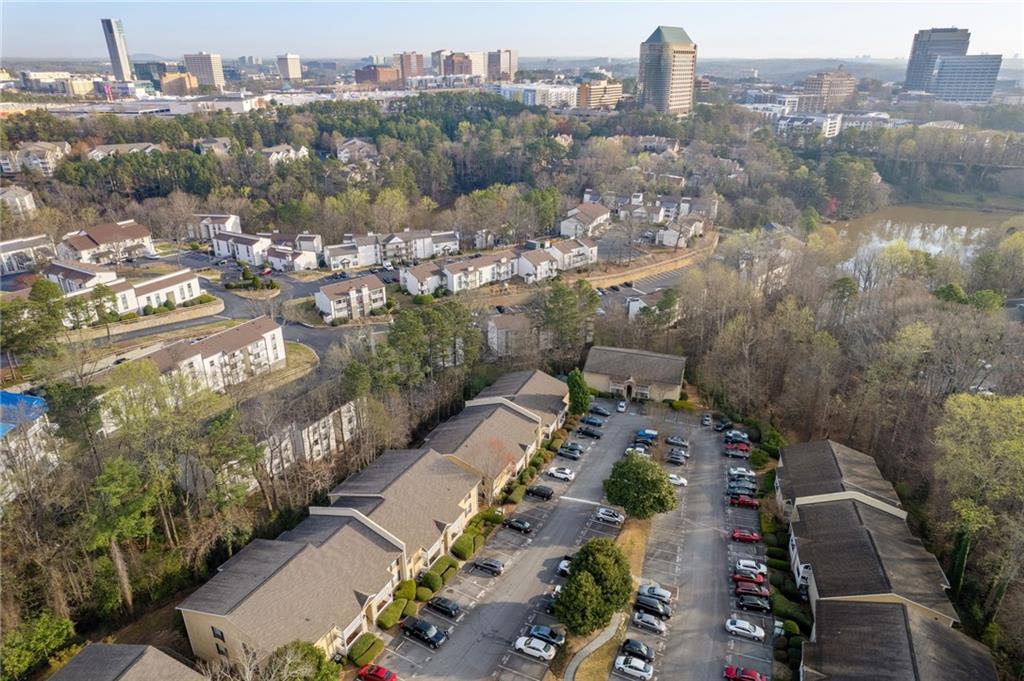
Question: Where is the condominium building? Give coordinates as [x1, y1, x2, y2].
[929, 54, 1002, 103]
[905, 27, 970, 91]
[100, 18, 134, 82]
[497, 83, 577, 108]
[442, 52, 474, 76]
[184, 52, 225, 88]
[0, 235, 54, 275]
[160, 72, 198, 95]
[487, 49, 518, 81]
[638, 25, 698, 115]
[0, 141, 70, 176]
[393, 52, 425, 81]
[313, 275, 387, 322]
[188, 213, 241, 240]
[803, 67, 857, 111]
[0, 185, 37, 219]
[776, 113, 843, 139]
[276, 53, 302, 81]
[1, 391, 59, 504]
[57, 220, 154, 264]
[354, 64, 400, 84]
[578, 80, 623, 109]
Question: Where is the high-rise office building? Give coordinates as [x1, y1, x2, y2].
[184, 52, 225, 88]
[577, 80, 623, 109]
[929, 54, 1002, 102]
[905, 28, 970, 90]
[487, 49, 518, 81]
[393, 52, 425, 81]
[802, 67, 858, 111]
[431, 50, 452, 75]
[276, 54, 302, 81]
[638, 26, 698, 115]
[443, 53, 474, 77]
[354, 64, 401, 85]
[100, 18, 133, 82]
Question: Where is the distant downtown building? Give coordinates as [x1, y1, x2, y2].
[487, 49, 518, 81]
[393, 51, 426, 81]
[276, 54, 301, 81]
[100, 18, 133, 82]
[905, 28, 970, 91]
[929, 54, 1002, 102]
[184, 52, 225, 88]
[638, 25, 698, 115]
[578, 80, 624, 109]
[802, 67, 857, 111]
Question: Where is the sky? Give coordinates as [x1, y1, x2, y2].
[2, 1, 1022, 61]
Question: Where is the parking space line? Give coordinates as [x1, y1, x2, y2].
[495, 665, 544, 681]
[382, 646, 423, 668]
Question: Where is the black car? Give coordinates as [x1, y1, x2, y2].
[727, 485, 758, 496]
[538, 594, 557, 614]
[401, 616, 449, 648]
[736, 595, 771, 613]
[578, 426, 603, 439]
[473, 557, 504, 575]
[634, 437, 655, 447]
[713, 422, 728, 432]
[495, 305, 507, 313]
[503, 517, 533, 534]
[634, 595, 672, 620]
[563, 441, 583, 452]
[426, 596, 461, 619]
[557, 447, 582, 461]
[621, 639, 655, 663]
[622, 281, 634, 287]
[608, 284, 621, 292]
[526, 485, 554, 500]
[589, 405, 611, 417]
[581, 415, 605, 427]
[529, 624, 566, 647]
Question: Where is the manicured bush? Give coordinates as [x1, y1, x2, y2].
[541, 450, 554, 464]
[773, 649, 789, 663]
[451, 534, 477, 560]
[162, 299, 176, 310]
[783, 620, 800, 635]
[530, 453, 545, 468]
[763, 534, 779, 548]
[142, 304, 154, 316]
[415, 586, 434, 601]
[767, 547, 788, 561]
[331, 318, 349, 326]
[771, 593, 812, 632]
[767, 558, 790, 572]
[402, 600, 419, 617]
[348, 634, 385, 667]
[154, 306, 169, 314]
[370, 307, 387, 316]
[548, 438, 564, 452]
[774, 637, 789, 651]
[119, 312, 139, 321]
[506, 484, 527, 504]
[420, 571, 442, 592]
[479, 509, 503, 525]
[348, 632, 377, 661]
[412, 294, 434, 305]
[760, 510, 781, 534]
[395, 580, 416, 601]
[768, 571, 786, 589]
[789, 635, 805, 648]
[440, 565, 458, 585]
[375, 599, 407, 629]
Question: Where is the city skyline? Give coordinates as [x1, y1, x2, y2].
[2, 1, 1021, 61]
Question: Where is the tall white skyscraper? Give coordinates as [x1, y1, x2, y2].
[276, 54, 302, 81]
[100, 18, 133, 82]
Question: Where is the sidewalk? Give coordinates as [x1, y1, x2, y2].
[563, 612, 624, 681]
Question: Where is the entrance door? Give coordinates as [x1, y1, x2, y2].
[625, 384, 634, 400]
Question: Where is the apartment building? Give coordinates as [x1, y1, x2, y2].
[392, 52, 425, 81]
[87, 142, 167, 161]
[265, 246, 317, 272]
[0, 141, 70, 176]
[188, 213, 241, 241]
[58, 268, 204, 325]
[335, 137, 379, 163]
[184, 52, 225, 88]
[194, 137, 233, 156]
[577, 80, 623, 109]
[802, 67, 857, 111]
[0, 234, 54, 275]
[484, 313, 555, 359]
[212, 232, 272, 265]
[378, 230, 434, 261]
[43, 259, 119, 293]
[517, 248, 559, 283]
[141, 316, 286, 393]
[314, 274, 387, 322]
[487, 49, 518, 81]
[443, 251, 517, 293]
[470, 369, 568, 439]
[260, 144, 309, 166]
[655, 218, 705, 248]
[324, 236, 379, 270]
[276, 53, 302, 81]
[560, 203, 611, 238]
[547, 238, 598, 270]
[400, 261, 445, 295]
[0, 185, 38, 219]
[160, 72, 199, 96]
[584, 346, 687, 401]
[775, 113, 843, 138]
[1, 391, 59, 503]
[50, 643, 203, 681]
[57, 220, 153, 264]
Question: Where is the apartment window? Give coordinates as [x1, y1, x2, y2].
[119, 294, 128, 309]
[216, 643, 228, 657]
[212, 626, 226, 641]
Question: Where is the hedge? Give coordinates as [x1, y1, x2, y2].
[348, 634, 385, 667]
[767, 558, 791, 572]
[420, 571, 442, 592]
[771, 593, 812, 632]
[766, 547, 788, 561]
[412, 294, 434, 305]
[760, 510, 781, 534]
[763, 534, 779, 548]
[758, 469, 776, 498]
[415, 586, 434, 601]
[530, 454, 545, 469]
[506, 484, 527, 505]
[472, 534, 485, 552]
[440, 565, 459, 585]
[783, 620, 801, 635]
[431, 555, 459, 574]
[548, 438, 564, 452]
[348, 632, 379, 662]
[769, 571, 785, 589]
[451, 534, 477, 560]
[750, 449, 770, 470]
[402, 600, 419, 617]
[376, 599, 408, 629]
[395, 580, 416, 601]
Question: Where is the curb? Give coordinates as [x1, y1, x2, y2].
[563, 612, 624, 681]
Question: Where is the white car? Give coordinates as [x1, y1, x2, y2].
[614, 655, 654, 680]
[735, 558, 768, 576]
[595, 507, 625, 525]
[726, 618, 766, 642]
[668, 474, 688, 486]
[514, 636, 556, 661]
[546, 466, 575, 482]
[632, 611, 667, 634]
[729, 466, 755, 477]
[557, 559, 572, 577]
[617, 401, 627, 413]
[625, 447, 650, 458]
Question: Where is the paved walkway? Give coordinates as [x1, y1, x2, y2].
[563, 612, 625, 681]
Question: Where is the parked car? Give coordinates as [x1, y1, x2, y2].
[581, 415, 605, 427]
[713, 422, 729, 432]
[557, 559, 572, 577]
[732, 569, 766, 585]
[731, 527, 762, 543]
[723, 666, 767, 681]
[726, 483, 758, 496]
[666, 436, 688, 447]
[637, 583, 672, 605]
[401, 616, 449, 649]
[503, 517, 533, 534]
[701, 413, 713, 426]
[724, 448, 752, 459]
[668, 474, 688, 486]
[595, 507, 625, 525]
[736, 595, 772, 613]
[725, 442, 751, 452]
[636, 429, 659, 439]
[634, 595, 672, 619]
[735, 582, 771, 598]
[473, 557, 504, 576]
[623, 281, 634, 287]
[617, 401, 627, 412]
[667, 454, 687, 466]
[725, 618, 765, 642]
[609, 285, 621, 292]
[589, 405, 611, 417]
[631, 611, 667, 634]
[669, 447, 690, 458]
[725, 429, 749, 440]
[514, 636, 556, 662]
[563, 441, 583, 452]
[526, 485, 554, 500]
[557, 447, 582, 461]
[357, 664, 396, 681]
[578, 426, 603, 439]
[427, 596, 461, 619]
[735, 558, 769, 576]
[729, 466, 755, 478]
[634, 437, 655, 447]
[528, 624, 565, 647]
[614, 655, 653, 680]
[538, 594, 557, 614]
[546, 466, 575, 482]
[728, 495, 760, 508]
[625, 446, 648, 457]
[621, 639, 655, 663]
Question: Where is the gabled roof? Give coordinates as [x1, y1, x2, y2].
[142, 317, 279, 373]
[424, 403, 539, 480]
[132, 270, 197, 297]
[43, 259, 114, 281]
[62, 221, 151, 251]
[474, 370, 568, 430]
[777, 440, 901, 508]
[0, 234, 52, 254]
[644, 26, 695, 45]
[550, 238, 595, 254]
[584, 346, 686, 386]
[319, 274, 385, 297]
[570, 202, 611, 224]
[519, 249, 558, 266]
[404, 262, 443, 280]
[49, 643, 203, 681]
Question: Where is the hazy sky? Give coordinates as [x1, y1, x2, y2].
[3, 1, 1022, 61]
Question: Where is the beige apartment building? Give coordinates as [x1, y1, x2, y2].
[578, 80, 623, 109]
[638, 25, 698, 115]
[184, 52, 225, 88]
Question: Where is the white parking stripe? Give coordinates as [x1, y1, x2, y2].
[559, 496, 602, 506]
[496, 664, 544, 681]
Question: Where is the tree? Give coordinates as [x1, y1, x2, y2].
[554, 570, 606, 636]
[0, 611, 75, 681]
[603, 453, 677, 519]
[45, 382, 104, 463]
[569, 538, 633, 613]
[265, 641, 340, 681]
[567, 368, 591, 415]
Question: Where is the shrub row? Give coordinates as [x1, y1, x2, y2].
[770, 593, 812, 633]
[395, 580, 416, 601]
[348, 633, 385, 667]
[766, 547, 788, 561]
[451, 534, 477, 561]
[750, 448, 770, 470]
[430, 555, 459, 574]
[506, 484, 527, 505]
[548, 438, 563, 452]
[376, 599, 407, 630]
[415, 586, 434, 601]
[402, 600, 419, 618]
[420, 571, 442, 592]
[766, 557, 791, 572]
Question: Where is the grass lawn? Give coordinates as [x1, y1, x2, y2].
[195, 267, 221, 283]
[617, 517, 652, 578]
[107, 594, 194, 657]
[572, 615, 627, 681]
[288, 269, 332, 282]
[253, 342, 318, 392]
[282, 296, 325, 326]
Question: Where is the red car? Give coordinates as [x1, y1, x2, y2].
[724, 666, 767, 681]
[726, 442, 751, 452]
[731, 527, 761, 543]
[732, 570, 766, 585]
[729, 495, 760, 508]
[735, 582, 771, 598]
[358, 665, 397, 681]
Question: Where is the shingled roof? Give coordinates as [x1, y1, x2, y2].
[424, 403, 539, 481]
[584, 346, 686, 386]
[777, 440, 901, 509]
[50, 644, 202, 681]
[475, 370, 568, 431]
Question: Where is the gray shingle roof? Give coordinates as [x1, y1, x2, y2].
[424, 403, 539, 480]
[475, 370, 568, 430]
[50, 644, 203, 681]
[777, 440, 902, 508]
[645, 26, 695, 45]
[584, 346, 686, 386]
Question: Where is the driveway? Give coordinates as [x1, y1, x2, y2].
[374, 399, 650, 681]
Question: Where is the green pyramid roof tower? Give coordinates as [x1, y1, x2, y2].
[645, 26, 695, 45]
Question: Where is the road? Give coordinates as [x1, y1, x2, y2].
[375, 399, 650, 681]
